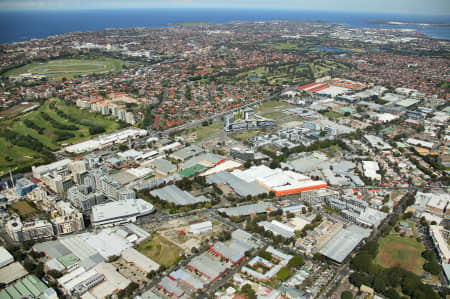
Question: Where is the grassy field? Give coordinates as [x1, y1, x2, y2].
[137, 234, 183, 267]
[324, 111, 345, 119]
[180, 122, 224, 142]
[255, 100, 296, 114]
[0, 99, 121, 176]
[231, 130, 262, 142]
[4, 58, 122, 80]
[375, 223, 425, 276]
[8, 201, 40, 219]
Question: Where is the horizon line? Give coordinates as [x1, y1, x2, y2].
[0, 7, 449, 17]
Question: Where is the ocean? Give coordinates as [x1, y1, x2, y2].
[0, 8, 449, 44]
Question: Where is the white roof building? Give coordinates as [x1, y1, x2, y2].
[362, 161, 381, 180]
[121, 248, 159, 273]
[430, 225, 450, 264]
[64, 128, 147, 154]
[88, 262, 131, 299]
[190, 221, 213, 235]
[32, 159, 72, 179]
[406, 138, 434, 149]
[90, 198, 155, 227]
[426, 193, 450, 216]
[0, 247, 14, 269]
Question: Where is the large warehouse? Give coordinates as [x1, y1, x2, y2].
[0, 246, 14, 269]
[232, 165, 327, 196]
[319, 225, 371, 264]
[90, 198, 155, 227]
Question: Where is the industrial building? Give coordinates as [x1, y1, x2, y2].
[0, 246, 14, 269]
[149, 158, 177, 176]
[207, 171, 269, 197]
[121, 248, 160, 273]
[406, 138, 434, 149]
[190, 221, 213, 235]
[200, 160, 242, 177]
[89, 262, 132, 298]
[218, 202, 275, 217]
[231, 165, 327, 196]
[319, 225, 371, 263]
[362, 161, 381, 181]
[188, 253, 227, 284]
[158, 276, 185, 298]
[150, 185, 210, 206]
[0, 275, 51, 299]
[64, 128, 147, 154]
[210, 238, 253, 264]
[169, 269, 204, 291]
[363, 134, 392, 150]
[169, 145, 205, 161]
[90, 198, 155, 227]
[258, 220, 296, 239]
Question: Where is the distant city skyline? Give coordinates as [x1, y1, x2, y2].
[0, 0, 449, 16]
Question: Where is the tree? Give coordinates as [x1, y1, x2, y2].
[241, 284, 256, 299]
[47, 270, 62, 279]
[362, 241, 379, 258]
[146, 270, 156, 279]
[381, 206, 390, 213]
[402, 275, 420, 296]
[385, 288, 400, 299]
[422, 250, 435, 261]
[373, 276, 386, 293]
[423, 261, 441, 275]
[259, 251, 272, 261]
[118, 144, 129, 152]
[276, 267, 292, 281]
[349, 272, 371, 288]
[288, 255, 305, 268]
[341, 291, 353, 299]
[351, 252, 372, 272]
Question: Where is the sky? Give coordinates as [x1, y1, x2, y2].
[0, 0, 449, 16]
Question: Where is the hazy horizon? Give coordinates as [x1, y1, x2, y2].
[0, 0, 449, 16]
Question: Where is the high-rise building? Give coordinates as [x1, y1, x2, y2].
[6, 217, 54, 242]
[51, 212, 85, 235]
[67, 185, 106, 212]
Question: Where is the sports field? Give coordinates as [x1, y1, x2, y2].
[375, 225, 425, 275]
[4, 58, 122, 80]
[137, 234, 183, 267]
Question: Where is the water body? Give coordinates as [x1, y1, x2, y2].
[0, 9, 449, 43]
